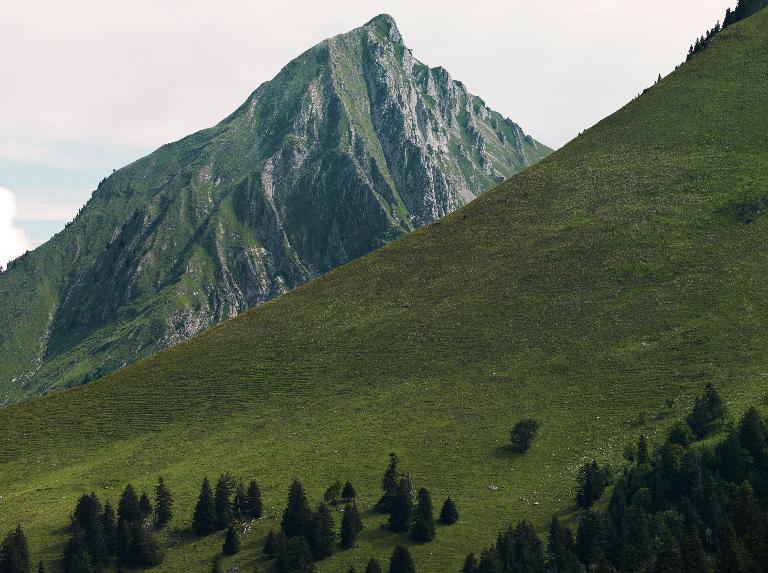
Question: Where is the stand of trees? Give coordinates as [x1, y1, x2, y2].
[687, 0, 768, 60]
[462, 383, 768, 573]
[0, 525, 30, 573]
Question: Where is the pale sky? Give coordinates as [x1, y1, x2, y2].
[0, 0, 731, 266]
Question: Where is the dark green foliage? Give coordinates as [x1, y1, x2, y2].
[388, 545, 415, 573]
[62, 527, 96, 573]
[366, 558, 383, 573]
[738, 406, 767, 464]
[276, 536, 316, 573]
[410, 488, 435, 542]
[102, 503, 117, 555]
[375, 453, 400, 513]
[306, 503, 335, 560]
[478, 548, 502, 573]
[246, 480, 263, 519]
[36, 563, 44, 573]
[637, 435, 649, 465]
[192, 477, 217, 535]
[232, 481, 248, 522]
[341, 481, 357, 502]
[117, 485, 140, 525]
[223, 526, 241, 555]
[0, 525, 31, 573]
[686, 382, 726, 438]
[138, 493, 152, 522]
[340, 504, 363, 549]
[510, 419, 540, 452]
[127, 523, 163, 567]
[547, 517, 583, 573]
[323, 481, 342, 506]
[72, 494, 107, 566]
[154, 476, 173, 528]
[575, 460, 611, 509]
[439, 497, 459, 525]
[347, 567, 356, 573]
[388, 476, 413, 532]
[210, 555, 222, 573]
[282, 479, 311, 539]
[214, 473, 235, 529]
[461, 553, 478, 573]
[264, 529, 279, 558]
[668, 421, 695, 447]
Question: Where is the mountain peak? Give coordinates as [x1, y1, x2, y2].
[363, 13, 402, 44]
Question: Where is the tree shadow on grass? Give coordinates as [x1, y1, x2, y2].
[492, 444, 527, 459]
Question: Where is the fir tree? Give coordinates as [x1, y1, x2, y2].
[341, 481, 357, 502]
[388, 545, 415, 573]
[340, 503, 362, 549]
[461, 553, 478, 573]
[232, 481, 248, 522]
[223, 526, 241, 555]
[264, 529, 279, 558]
[654, 530, 682, 573]
[247, 480, 264, 519]
[668, 421, 695, 447]
[547, 516, 582, 573]
[0, 525, 31, 573]
[275, 536, 315, 573]
[478, 548, 502, 573]
[154, 476, 173, 528]
[679, 530, 709, 573]
[410, 488, 435, 542]
[510, 419, 540, 452]
[388, 476, 413, 532]
[366, 558, 383, 573]
[192, 477, 217, 535]
[210, 555, 222, 573]
[439, 497, 459, 525]
[138, 492, 153, 522]
[128, 523, 163, 567]
[215, 473, 235, 529]
[637, 435, 649, 465]
[61, 526, 96, 573]
[686, 382, 726, 438]
[72, 494, 107, 566]
[117, 485, 141, 525]
[575, 460, 611, 509]
[102, 502, 117, 556]
[282, 479, 311, 539]
[738, 407, 767, 464]
[306, 503, 335, 560]
[375, 453, 400, 513]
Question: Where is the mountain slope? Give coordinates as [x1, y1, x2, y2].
[2, 6, 768, 573]
[0, 14, 550, 406]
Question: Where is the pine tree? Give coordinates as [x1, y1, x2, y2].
[128, 523, 163, 567]
[388, 545, 415, 573]
[0, 525, 31, 573]
[686, 382, 726, 438]
[223, 526, 241, 555]
[102, 502, 117, 556]
[478, 548, 502, 573]
[340, 503, 362, 549]
[138, 492, 153, 522]
[439, 497, 459, 525]
[264, 529, 279, 558]
[388, 476, 413, 532]
[375, 453, 400, 513]
[61, 526, 96, 573]
[366, 558, 383, 573]
[282, 479, 311, 539]
[116, 517, 133, 564]
[306, 503, 335, 560]
[679, 530, 709, 573]
[117, 485, 141, 524]
[215, 473, 235, 529]
[637, 435, 649, 465]
[192, 477, 217, 535]
[154, 476, 173, 528]
[72, 494, 107, 566]
[232, 481, 248, 522]
[576, 460, 610, 508]
[275, 536, 315, 573]
[342, 481, 357, 502]
[461, 553, 478, 573]
[247, 480, 264, 519]
[738, 407, 767, 464]
[654, 530, 682, 573]
[410, 488, 435, 542]
[547, 516, 582, 573]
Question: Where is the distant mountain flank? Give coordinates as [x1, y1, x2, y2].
[0, 15, 550, 406]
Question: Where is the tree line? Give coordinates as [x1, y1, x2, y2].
[460, 382, 768, 572]
[687, 0, 768, 60]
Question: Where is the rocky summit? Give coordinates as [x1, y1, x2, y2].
[0, 14, 550, 405]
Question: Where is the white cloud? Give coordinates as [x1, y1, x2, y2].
[0, 187, 33, 269]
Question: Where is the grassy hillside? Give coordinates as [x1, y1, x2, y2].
[2, 8, 768, 573]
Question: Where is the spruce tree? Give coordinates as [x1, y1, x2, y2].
[637, 435, 649, 465]
[232, 481, 248, 522]
[247, 480, 264, 519]
[0, 525, 31, 573]
[686, 382, 726, 438]
[281, 479, 311, 539]
[388, 545, 415, 573]
[72, 494, 107, 566]
[340, 504, 361, 549]
[410, 488, 435, 542]
[738, 407, 768, 464]
[128, 523, 163, 567]
[275, 536, 315, 573]
[366, 558, 383, 573]
[192, 477, 217, 535]
[154, 476, 173, 528]
[264, 529, 278, 558]
[575, 460, 610, 509]
[547, 516, 582, 573]
[388, 476, 413, 532]
[306, 503, 335, 560]
[439, 497, 459, 525]
[223, 526, 241, 555]
[375, 453, 400, 513]
[214, 473, 235, 529]
[61, 526, 96, 573]
[478, 548, 502, 573]
[102, 502, 117, 556]
[138, 493, 153, 522]
[210, 555, 222, 573]
[461, 553, 478, 573]
[342, 481, 357, 502]
[117, 485, 141, 525]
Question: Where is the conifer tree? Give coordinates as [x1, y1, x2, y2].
[61, 526, 95, 573]
[388, 476, 413, 532]
[154, 477, 173, 528]
[247, 480, 264, 519]
[264, 529, 278, 558]
[547, 516, 582, 573]
[575, 460, 610, 508]
[72, 494, 107, 566]
[654, 530, 682, 573]
[410, 488, 435, 542]
[342, 481, 357, 502]
[116, 518, 133, 564]
[738, 407, 767, 464]
[439, 497, 459, 525]
[282, 479, 311, 539]
[102, 502, 117, 556]
[324, 481, 342, 506]
[686, 382, 726, 438]
[461, 553, 478, 573]
[375, 453, 400, 513]
[128, 523, 163, 567]
[232, 481, 248, 522]
[340, 504, 362, 549]
[138, 493, 152, 522]
[306, 503, 335, 560]
[37, 563, 44, 573]
[215, 473, 235, 529]
[388, 545, 415, 573]
[223, 526, 241, 555]
[0, 525, 31, 573]
[366, 558, 383, 573]
[192, 477, 217, 535]
[478, 548, 502, 573]
[117, 485, 141, 524]
[679, 530, 709, 573]
[210, 555, 222, 573]
[637, 435, 649, 465]
[275, 536, 315, 573]
[347, 567, 356, 573]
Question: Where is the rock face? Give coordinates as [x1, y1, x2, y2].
[0, 14, 551, 405]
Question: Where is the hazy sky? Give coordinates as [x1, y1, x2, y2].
[0, 0, 731, 266]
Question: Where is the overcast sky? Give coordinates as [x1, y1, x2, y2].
[0, 0, 731, 266]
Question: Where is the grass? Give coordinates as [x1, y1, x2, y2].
[2, 7, 768, 573]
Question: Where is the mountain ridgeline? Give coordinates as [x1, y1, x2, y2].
[0, 15, 550, 406]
